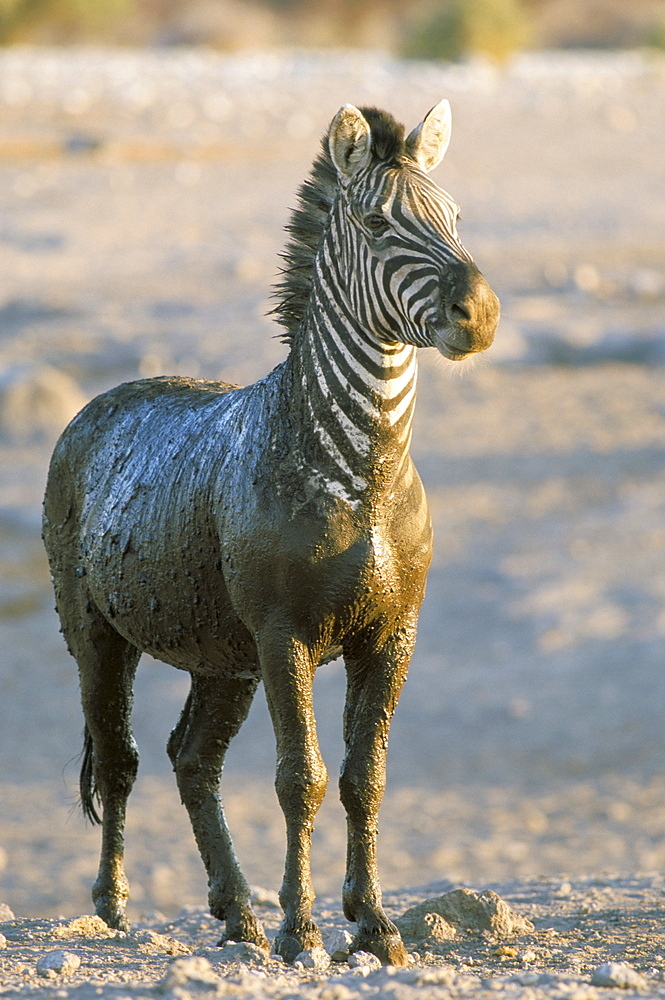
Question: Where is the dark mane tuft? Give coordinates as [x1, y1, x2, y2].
[271, 107, 406, 345]
[358, 107, 406, 164]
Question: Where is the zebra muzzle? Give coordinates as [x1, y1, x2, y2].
[440, 267, 500, 358]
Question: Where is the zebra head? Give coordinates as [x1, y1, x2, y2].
[328, 101, 500, 361]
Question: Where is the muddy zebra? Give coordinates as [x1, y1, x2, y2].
[43, 101, 499, 966]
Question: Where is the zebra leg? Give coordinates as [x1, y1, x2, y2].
[167, 671, 268, 950]
[339, 629, 415, 967]
[259, 636, 327, 962]
[74, 606, 141, 931]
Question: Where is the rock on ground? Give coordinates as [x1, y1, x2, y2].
[396, 888, 534, 947]
[1, 879, 665, 998]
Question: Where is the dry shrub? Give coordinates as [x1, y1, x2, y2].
[642, 9, 665, 49]
[0, 0, 136, 44]
[401, 0, 532, 62]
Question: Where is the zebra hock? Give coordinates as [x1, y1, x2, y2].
[43, 101, 499, 966]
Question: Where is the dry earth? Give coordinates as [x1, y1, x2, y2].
[1, 46, 665, 998]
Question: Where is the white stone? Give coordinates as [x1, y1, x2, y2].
[591, 962, 647, 989]
[211, 940, 271, 965]
[348, 950, 381, 970]
[293, 945, 330, 970]
[516, 971, 540, 986]
[159, 956, 218, 990]
[323, 928, 354, 961]
[36, 950, 81, 977]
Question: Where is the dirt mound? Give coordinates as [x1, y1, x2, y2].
[396, 888, 534, 947]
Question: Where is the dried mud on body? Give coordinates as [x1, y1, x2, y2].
[2, 47, 665, 1000]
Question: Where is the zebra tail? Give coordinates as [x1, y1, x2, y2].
[80, 725, 102, 825]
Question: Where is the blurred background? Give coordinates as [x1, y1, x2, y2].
[1, 0, 665, 54]
[1, 0, 665, 927]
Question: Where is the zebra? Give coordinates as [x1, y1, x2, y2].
[42, 100, 499, 966]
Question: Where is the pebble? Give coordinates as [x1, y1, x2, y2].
[515, 971, 540, 986]
[407, 967, 457, 986]
[36, 950, 81, 977]
[207, 940, 272, 966]
[294, 945, 331, 970]
[590, 962, 647, 989]
[158, 956, 219, 990]
[324, 927, 354, 961]
[0, 933, 6, 949]
[130, 928, 191, 955]
[347, 950, 382, 971]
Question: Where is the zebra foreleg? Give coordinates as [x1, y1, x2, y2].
[259, 636, 328, 963]
[168, 671, 268, 950]
[340, 630, 415, 967]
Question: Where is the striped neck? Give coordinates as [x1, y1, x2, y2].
[285, 223, 418, 508]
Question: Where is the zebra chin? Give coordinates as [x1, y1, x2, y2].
[427, 327, 493, 362]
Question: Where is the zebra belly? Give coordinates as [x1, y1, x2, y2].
[78, 504, 254, 674]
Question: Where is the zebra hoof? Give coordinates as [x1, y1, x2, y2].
[218, 906, 269, 952]
[350, 932, 408, 967]
[273, 921, 323, 963]
[94, 898, 130, 932]
[217, 931, 270, 952]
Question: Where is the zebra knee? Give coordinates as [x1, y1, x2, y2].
[95, 740, 139, 801]
[339, 759, 384, 823]
[275, 754, 328, 821]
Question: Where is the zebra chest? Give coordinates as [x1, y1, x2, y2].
[221, 488, 430, 637]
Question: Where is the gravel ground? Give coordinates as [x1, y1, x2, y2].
[1, 46, 665, 999]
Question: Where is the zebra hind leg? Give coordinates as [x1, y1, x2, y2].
[74, 605, 141, 931]
[167, 671, 268, 950]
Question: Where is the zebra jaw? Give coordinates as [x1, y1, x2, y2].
[438, 344, 477, 362]
[428, 326, 489, 362]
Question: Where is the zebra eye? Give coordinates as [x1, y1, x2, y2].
[365, 213, 389, 235]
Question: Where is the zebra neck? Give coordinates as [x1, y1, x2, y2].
[284, 289, 418, 506]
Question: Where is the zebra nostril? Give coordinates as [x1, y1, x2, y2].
[449, 301, 471, 323]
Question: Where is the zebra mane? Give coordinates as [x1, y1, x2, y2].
[271, 107, 406, 345]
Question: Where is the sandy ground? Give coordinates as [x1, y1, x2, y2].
[1, 46, 665, 998]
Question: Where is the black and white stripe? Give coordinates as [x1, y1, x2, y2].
[291, 155, 472, 505]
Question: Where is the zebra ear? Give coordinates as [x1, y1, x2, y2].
[329, 104, 372, 179]
[406, 99, 452, 173]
